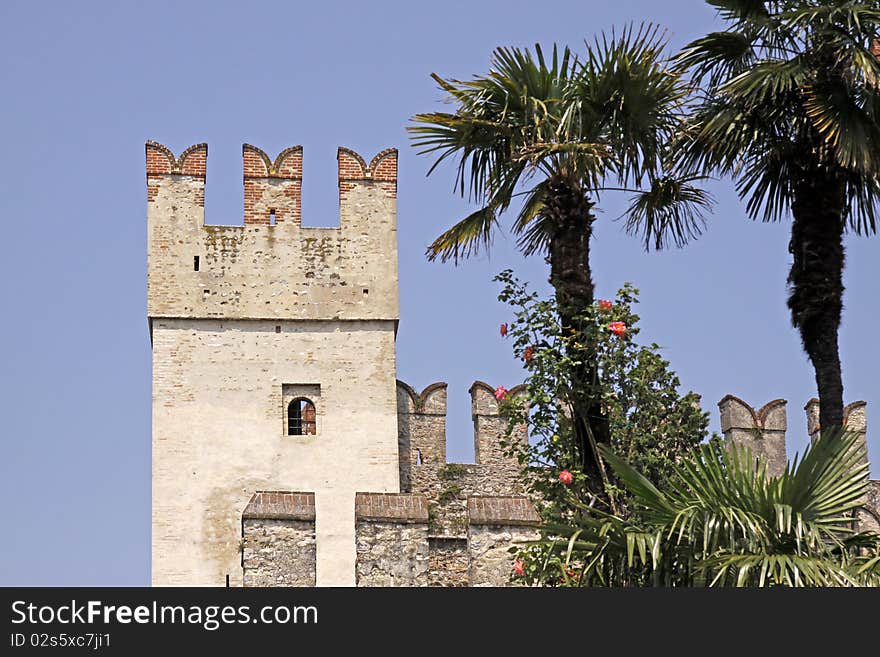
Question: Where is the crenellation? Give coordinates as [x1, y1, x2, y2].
[242, 144, 303, 226]
[470, 381, 528, 466]
[718, 395, 788, 477]
[396, 381, 447, 490]
[805, 398, 871, 514]
[146, 141, 398, 323]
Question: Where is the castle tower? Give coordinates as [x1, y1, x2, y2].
[147, 141, 401, 586]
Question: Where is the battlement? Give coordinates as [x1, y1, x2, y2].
[396, 380, 528, 487]
[237, 387, 879, 588]
[146, 140, 399, 323]
[395, 379, 530, 551]
[719, 395, 788, 477]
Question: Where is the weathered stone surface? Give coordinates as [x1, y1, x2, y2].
[355, 521, 429, 587]
[468, 524, 539, 587]
[147, 143, 398, 322]
[469, 381, 528, 466]
[718, 396, 788, 477]
[397, 380, 530, 539]
[858, 481, 880, 534]
[412, 463, 527, 537]
[427, 538, 469, 587]
[397, 382, 448, 492]
[242, 518, 316, 587]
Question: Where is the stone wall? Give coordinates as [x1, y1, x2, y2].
[426, 538, 469, 587]
[149, 141, 401, 587]
[146, 141, 398, 322]
[397, 380, 529, 538]
[396, 382, 447, 493]
[858, 481, 880, 534]
[720, 395, 879, 535]
[467, 497, 541, 587]
[719, 396, 788, 477]
[355, 494, 429, 587]
[242, 492, 316, 587]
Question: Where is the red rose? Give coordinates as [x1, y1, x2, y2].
[500, 323, 508, 337]
[494, 385, 508, 401]
[523, 346, 535, 362]
[598, 300, 613, 312]
[559, 469, 574, 485]
[608, 321, 627, 337]
[513, 559, 525, 577]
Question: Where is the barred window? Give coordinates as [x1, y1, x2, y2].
[287, 398, 316, 436]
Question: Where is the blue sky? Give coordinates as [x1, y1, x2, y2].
[0, 0, 877, 585]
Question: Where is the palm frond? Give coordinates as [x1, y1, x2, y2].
[621, 173, 714, 250]
[425, 205, 498, 263]
[707, 0, 770, 22]
[534, 427, 880, 587]
[677, 31, 755, 86]
[802, 79, 880, 174]
[410, 26, 706, 262]
[680, 0, 880, 235]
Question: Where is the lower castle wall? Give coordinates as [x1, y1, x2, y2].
[468, 525, 540, 587]
[355, 521, 429, 587]
[410, 463, 526, 537]
[427, 538, 469, 587]
[859, 481, 880, 534]
[242, 518, 316, 587]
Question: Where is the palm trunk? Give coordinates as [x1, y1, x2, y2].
[544, 175, 611, 499]
[788, 170, 847, 431]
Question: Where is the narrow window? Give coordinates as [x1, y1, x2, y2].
[269, 209, 276, 226]
[194, 256, 200, 271]
[275, 325, 281, 334]
[287, 398, 316, 436]
[416, 448, 424, 465]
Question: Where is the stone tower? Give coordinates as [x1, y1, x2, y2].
[147, 141, 401, 586]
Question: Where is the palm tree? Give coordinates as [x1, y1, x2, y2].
[410, 26, 711, 498]
[537, 429, 880, 587]
[677, 1, 880, 431]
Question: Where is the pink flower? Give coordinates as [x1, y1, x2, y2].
[608, 321, 627, 337]
[513, 559, 525, 577]
[500, 323, 508, 337]
[494, 385, 508, 401]
[523, 346, 535, 363]
[598, 300, 613, 312]
[559, 469, 574, 485]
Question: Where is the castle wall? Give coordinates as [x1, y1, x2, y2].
[147, 143, 398, 322]
[354, 494, 430, 587]
[860, 481, 880, 534]
[397, 380, 528, 535]
[718, 396, 788, 477]
[149, 142, 401, 587]
[396, 382, 447, 492]
[426, 538, 469, 587]
[152, 317, 399, 586]
[242, 492, 316, 587]
[467, 497, 540, 587]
